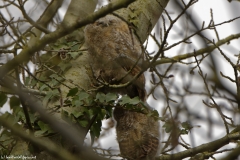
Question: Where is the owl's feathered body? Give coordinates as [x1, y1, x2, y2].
[84, 14, 145, 100]
[84, 15, 159, 160]
[114, 106, 159, 160]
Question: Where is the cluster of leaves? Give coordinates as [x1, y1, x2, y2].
[0, 85, 162, 152]
[0, 93, 27, 125]
[0, 94, 27, 153]
[61, 87, 161, 141]
[163, 119, 194, 136]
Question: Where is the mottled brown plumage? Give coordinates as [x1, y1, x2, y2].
[84, 14, 145, 100]
[84, 15, 159, 160]
[114, 106, 159, 160]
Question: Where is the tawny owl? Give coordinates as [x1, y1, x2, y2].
[114, 105, 159, 160]
[84, 14, 145, 100]
[84, 15, 159, 160]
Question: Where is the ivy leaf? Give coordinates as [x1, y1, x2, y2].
[105, 106, 113, 118]
[67, 87, 78, 97]
[120, 95, 140, 105]
[78, 91, 89, 101]
[34, 130, 47, 137]
[119, 95, 131, 105]
[78, 120, 88, 127]
[147, 110, 159, 120]
[24, 77, 31, 86]
[43, 91, 53, 106]
[38, 121, 47, 131]
[72, 99, 83, 107]
[181, 121, 193, 130]
[9, 96, 20, 109]
[105, 93, 117, 102]
[96, 92, 106, 103]
[180, 129, 188, 135]
[39, 84, 48, 92]
[90, 120, 102, 139]
[72, 109, 84, 118]
[87, 109, 95, 119]
[85, 96, 93, 106]
[163, 121, 173, 133]
[31, 79, 38, 87]
[98, 109, 106, 120]
[0, 93, 7, 107]
[64, 99, 71, 105]
[37, 121, 54, 134]
[129, 97, 141, 105]
[71, 43, 80, 50]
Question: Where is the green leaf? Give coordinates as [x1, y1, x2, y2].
[49, 78, 59, 87]
[63, 99, 71, 105]
[96, 92, 106, 103]
[78, 91, 89, 101]
[37, 121, 54, 134]
[24, 77, 31, 86]
[38, 121, 46, 131]
[87, 109, 95, 119]
[72, 99, 83, 107]
[105, 93, 117, 102]
[9, 96, 20, 109]
[181, 121, 193, 130]
[62, 107, 72, 116]
[129, 97, 141, 105]
[39, 84, 48, 92]
[98, 109, 106, 120]
[163, 121, 173, 133]
[71, 44, 80, 51]
[34, 130, 47, 137]
[36, 76, 48, 83]
[31, 79, 38, 86]
[148, 110, 159, 120]
[67, 87, 78, 97]
[42, 91, 53, 106]
[119, 95, 140, 105]
[180, 129, 188, 135]
[91, 120, 102, 138]
[0, 93, 7, 107]
[78, 120, 88, 127]
[119, 95, 131, 105]
[105, 106, 113, 118]
[85, 96, 93, 105]
[72, 109, 84, 118]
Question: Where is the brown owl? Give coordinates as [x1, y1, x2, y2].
[84, 14, 145, 100]
[84, 15, 159, 160]
[114, 105, 160, 160]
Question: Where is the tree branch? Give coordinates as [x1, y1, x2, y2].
[153, 33, 240, 66]
[0, 116, 78, 160]
[157, 131, 240, 160]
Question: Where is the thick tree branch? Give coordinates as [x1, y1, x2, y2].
[114, 0, 170, 43]
[220, 145, 240, 160]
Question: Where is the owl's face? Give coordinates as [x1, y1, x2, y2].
[95, 15, 118, 27]
[84, 15, 129, 38]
